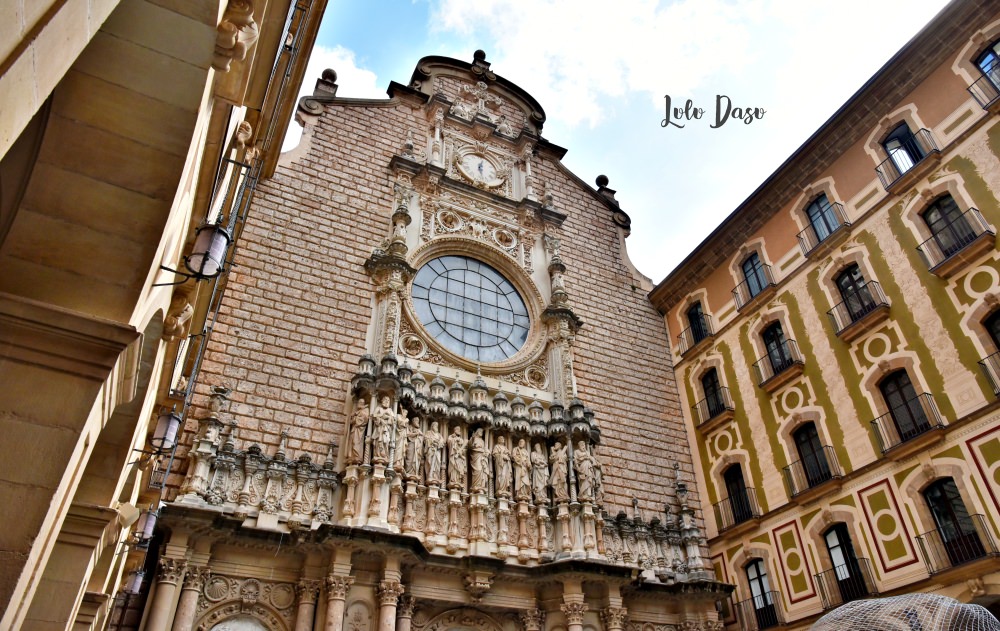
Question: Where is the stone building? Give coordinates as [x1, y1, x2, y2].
[0, 0, 326, 628]
[649, 0, 1000, 628]
[141, 51, 730, 631]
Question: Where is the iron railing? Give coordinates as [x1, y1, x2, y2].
[782, 446, 843, 497]
[677, 314, 714, 355]
[979, 351, 1000, 396]
[693, 387, 735, 426]
[916, 208, 994, 270]
[814, 558, 878, 609]
[713, 488, 761, 531]
[870, 393, 944, 454]
[875, 128, 938, 189]
[969, 72, 1000, 109]
[827, 281, 889, 334]
[797, 202, 850, 256]
[916, 514, 999, 574]
[733, 264, 776, 310]
[734, 591, 785, 630]
[752, 340, 803, 386]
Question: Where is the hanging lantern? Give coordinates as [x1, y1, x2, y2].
[135, 506, 158, 543]
[150, 407, 181, 452]
[125, 569, 145, 595]
[184, 222, 232, 278]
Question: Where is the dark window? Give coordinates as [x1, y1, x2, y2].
[985, 311, 1000, 350]
[806, 194, 840, 243]
[835, 264, 876, 322]
[793, 423, 831, 488]
[824, 524, 869, 603]
[921, 195, 975, 260]
[882, 123, 925, 174]
[687, 301, 709, 344]
[879, 370, 930, 442]
[762, 322, 793, 374]
[742, 253, 768, 299]
[701, 368, 725, 419]
[745, 559, 779, 629]
[976, 39, 1000, 85]
[924, 478, 986, 567]
[724, 464, 753, 525]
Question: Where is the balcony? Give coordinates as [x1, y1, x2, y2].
[733, 264, 776, 311]
[969, 72, 1000, 110]
[734, 591, 785, 630]
[916, 514, 999, 575]
[677, 314, 714, 356]
[814, 558, 878, 610]
[916, 208, 995, 278]
[797, 203, 851, 257]
[827, 281, 890, 342]
[713, 488, 761, 533]
[870, 393, 946, 459]
[752, 340, 804, 392]
[782, 446, 843, 502]
[692, 387, 735, 432]
[979, 351, 1000, 396]
[875, 128, 939, 190]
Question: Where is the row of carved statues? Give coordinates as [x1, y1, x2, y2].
[347, 395, 603, 504]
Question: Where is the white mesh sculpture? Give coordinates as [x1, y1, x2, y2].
[811, 594, 1000, 630]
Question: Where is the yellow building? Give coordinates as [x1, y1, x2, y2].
[650, 0, 1000, 628]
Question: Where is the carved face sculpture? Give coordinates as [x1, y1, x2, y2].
[533, 443, 542, 453]
[430, 421, 438, 431]
[380, 396, 390, 408]
[518, 439, 526, 448]
[452, 426, 461, 435]
[577, 440, 586, 450]
[412, 417, 420, 427]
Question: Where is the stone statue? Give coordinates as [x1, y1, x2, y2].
[530, 443, 548, 504]
[371, 396, 395, 464]
[393, 408, 410, 469]
[347, 400, 370, 464]
[574, 441, 596, 502]
[549, 442, 569, 502]
[404, 417, 423, 481]
[496, 114, 514, 137]
[469, 428, 489, 493]
[512, 439, 531, 502]
[424, 421, 445, 485]
[593, 445, 604, 505]
[492, 435, 512, 498]
[447, 426, 467, 489]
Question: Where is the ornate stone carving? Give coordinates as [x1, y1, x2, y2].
[183, 565, 211, 591]
[549, 442, 569, 502]
[447, 426, 468, 489]
[520, 608, 545, 631]
[212, 0, 260, 72]
[377, 580, 405, 606]
[560, 602, 588, 625]
[397, 594, 417, 618]
[296, 579, 321, 604]
[601, 607, 628, 630]
[157, 558, 187, 584]
[326, 576, 355, 601]
[464, 572, 493, 602]
[347, 400, 370, 465]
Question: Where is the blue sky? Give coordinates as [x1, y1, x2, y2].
[288, 0, 953, 282]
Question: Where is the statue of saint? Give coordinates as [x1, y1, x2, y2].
[512, 439, 531, 502]
[424, 421, 444, 485]
[574, 441, 596, 501]
[530, 443, 548, 504]
[404, 417, 423, 481]
[549, 442, 569, 502]
[469, 428, 489, 493]
[347, 400, 370, 465]
[370, 396, 395, 464]
[393, 408, 410, 470]
[593, 445, 604, 505]
[492, 435, 512, 498]
[447, 426, 467, 489]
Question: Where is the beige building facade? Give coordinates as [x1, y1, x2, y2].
[651, 0, 1000, 628]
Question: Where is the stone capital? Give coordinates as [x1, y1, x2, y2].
[600, 607, 628, 631]
[377, 580, 405, 606]
[397, 594, 416, 618]
[297, 579, 322, 604]
[182, 565, 210, 591]
[157, 558, 187, 585]
[326, 575, 355, 601]
[560, 602, 588, 625]
[520, 608, 545, 631]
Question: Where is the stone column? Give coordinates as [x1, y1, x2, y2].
[171, 565, 209, 631]
[295, 579, 322, 631]
[324, 576, 354, 631]
[520, 608, 545, 631]
[561, 603, 587, 631]
[377, 580, 405, 631]
[396, 595, 416, 631]
[600, 608, 628, 631]
[145, 559, 186, 631]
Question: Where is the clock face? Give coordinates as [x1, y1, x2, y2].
[459, 153, 500, 186]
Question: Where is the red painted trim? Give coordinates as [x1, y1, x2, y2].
[769, 518, 817, 604]
[857, 478, 918, 573]
[967, 425, 1000, 517]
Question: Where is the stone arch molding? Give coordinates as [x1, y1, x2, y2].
[209, 615, 271, 631]
[416, 607, 505, 631]
[197, 602, 290, 631]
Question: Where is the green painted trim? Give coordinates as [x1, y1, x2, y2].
[893, 464, 918, 488]
[800, 508, 821, 527]
[685, 364, 719, 504]
[726, 544, 742, 561]
[948, 153, 1000, 232]
[734, 330, 781, 513]
[719, 306, 736, 322]
[931, 445, 965, 460]
[780, 253, 802, 272]
[831, 495, 857, 508]
[751, 533, 770, 545]
[856, 187, 879, 209]
[943, 109, 974, 135]
[719, 340, 767, 510]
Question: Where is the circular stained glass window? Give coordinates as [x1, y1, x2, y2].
[411, 256, 530, 362]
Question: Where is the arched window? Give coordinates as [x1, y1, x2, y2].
[792, 423, 831, 488]
[882, 123, 925, 174]
[806, 194, 840, 244]
[686, 301, 709, 344]
[701, 368, 725, 419]
[921, 195, 975, 260]
[923, 478, 985, 567]
[823, 523, 870, 603]
[723, 464, 754, 526]
[745, 559, 779, 629]
[762, 322, 792, 374]
[835, 264, 875, 323]
[879, 370, 930, 443]
[742, 253, 768, 299]
[976, 38, 1000, 85]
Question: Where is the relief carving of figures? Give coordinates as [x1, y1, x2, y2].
[574, 441, 596, 502]
[469, 429, 489, 493]
[425, 421, 445, 485]
[492, 436, 512, 498]
[371, 396, 395, 464]
[549, 442, 569, 502]
[393, 408, 410, 469]
[447, 426, 468, 489]
[530, 443, 549, 504]
[347, 400, 370, 465]
[512, 439, 531, 501]
[404, 417, 424, 481]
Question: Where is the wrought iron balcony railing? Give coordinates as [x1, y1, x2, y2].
[782, 445, 843, 497]
[752, 340, 803, 386]
[692, 387, 734, 426]
[875, 128, 938, 189]
[713, 488, 761, 532]
[870, 392, 944, 454]
[979, 351, 1000, 397]
[969, 72, 1000, 109]
[916, 208, 994, 270]
[916, 514, 999, 574]
[734, 591, 785, 630]
[677, 314, 714, 355]
[814, 557, 878, 609]
[827, 281, 889, 335]
[733, 264, 776, 311]
[797, 202, 850, 256]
